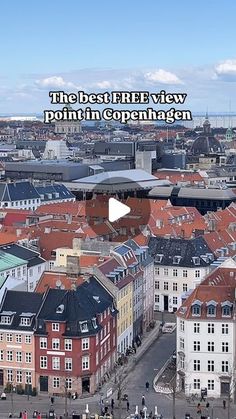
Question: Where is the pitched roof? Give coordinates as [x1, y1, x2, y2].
[148, 236, 214, 267]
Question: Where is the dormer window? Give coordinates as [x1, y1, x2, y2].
[92, 317, 97, 329]
[56, 304, 64, 314]
[221, 301, 232, 317]
[0, 315, 11, 325]
[193, 257, 200, 266]
[173, 256, 181, 265]
[192, 300, 202, 316]
[207, 301, 217, 317]
[20, 317, 31, 326]
[80, 321, 88, 333]
[155, 254, 163, 263]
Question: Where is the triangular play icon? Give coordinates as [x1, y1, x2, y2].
[108, 198, 131, 222]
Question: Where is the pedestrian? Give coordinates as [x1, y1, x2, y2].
[51, 396, 54, 404]
[127, 400, 130, 412]
[145, 381, 150, 392]
[111, 398, 114, 410]
[206, 401, 209, 408]
[197, 403, 201, 415]
[223, 399, 226, 409]
[142, 394, 145, 407]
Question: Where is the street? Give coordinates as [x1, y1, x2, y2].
[0, 331, 234, 418]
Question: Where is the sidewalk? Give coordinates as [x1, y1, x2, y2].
[100, 321, 161, 401]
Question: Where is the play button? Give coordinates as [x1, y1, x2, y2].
[108, 198, 130, 222]
[84, 174, 151, 239]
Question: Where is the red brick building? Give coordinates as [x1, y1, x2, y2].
[34, 277, 117, 395]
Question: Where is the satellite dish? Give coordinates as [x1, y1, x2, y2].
[61, 284, 65, 290]
[71, 284, 76, 291]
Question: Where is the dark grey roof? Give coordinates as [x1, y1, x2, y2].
[35, 184, 75, 201]
[148, 236, 215, 268]
[0, 290, 43, 331]
[36, 277, 117, 337]
[0, 244, 45, 267]
[1, 181, 40, 201]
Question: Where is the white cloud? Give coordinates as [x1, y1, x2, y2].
[35, 76, 77, 89]
[95, 80, 113, 89]
[144, 69, 183, 85]
[214, 59, 236, 80]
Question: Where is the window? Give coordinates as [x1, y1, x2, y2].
[52, 323, 59, 331]
[65, 358, 72, 371]
[194, 323, 200, 333]
[180, 355, 185, 369]
[40, 338, 47, 349]
[52, 339, 60, 350]
[155, 267, 160, 275]
[82, 338, 89, 350]
[222, 324, 229, 334]
[208, 323, 214, 334]
[25, 353, 32, 363]
[208, 342, 214, 352]
[221, 342, 229, 353]
[173, 269, 178, 277]
[15, 334, 22, 343]
[173, 297, 178, 305]
[222, 361, 229, 373]
[53, 377, 60, 388]
[193, 360, 200, 371]
[163, 282, 168, 290]
[183, 270, 188, 278]
[195, 270, 200, 278]
[25, 371, 32, 384]
[25, 335, 31, 344]
[16, 351, 22, 362]
[65, 378, 72, 390]
[16, 370, 22, 383]
[208, 380, 214, 390]
[64, 339, 72, 351]
[193, 341, 200, 351]
[183, 284, 187, 292]
[7, 369, 13, 382]
[82, 356, 89, 370]
[180, 320, 185, 332]
[164, 268, 168, 276]
[40, 356, 47, 369]
[52, 357, 60, 370]
[222, 306, 231, 317]
[155, 281, 159, 290]
[180, 338, 184, 350]
[0, 350, 3, 361]
[80, 321, 88, 333]
[208, 360, 215, 372]
[207, 306, 216, 317]
[7, 350, 13, 362]
[0, 333, 3, 341]
[192, 305, 201, 316]
[6, 333, 13, 342]
[173, 283, 177, 291]
[193, 379, 200, 390]
[20, 317, 31, 326]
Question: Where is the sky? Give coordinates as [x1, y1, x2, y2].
[1, 0, 236, 114]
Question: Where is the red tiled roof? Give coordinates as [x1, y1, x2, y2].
[35, 271, 85, 293]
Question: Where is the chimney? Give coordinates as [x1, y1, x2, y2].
[16, 228, 22, 237]
[66, 255, 80, 277]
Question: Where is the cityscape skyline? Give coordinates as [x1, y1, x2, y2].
[1, 0, 236, 114]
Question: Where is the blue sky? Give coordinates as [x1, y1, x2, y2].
[1, 0, 236, 113]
